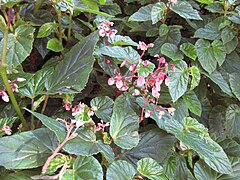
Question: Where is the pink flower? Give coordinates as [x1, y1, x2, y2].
[152, 86, 160, 98]
[137, 76, 145, 87]
[145, 111, 151, 118]
[1, 124, 12, 135]
[171, 64, 176, 72]
[132, 89, 140, 96]
[72, 102, 85, 116]
[95, 120, 110, 131]
[87, 109, 94, 117]
[0, 90, 9, 102]
[158, 110, 165, 119]
[165, 76, 170, 86]
[9, 81, 18, 92]
[137, 41, 154, 51]
[168, 107, 175, 116]
[137, 41, 147, 51]
[108, 77, 115, 86]
[98, 20, 117, 38]
[63, 100, 72, 111]
[142, 60, 149, 67]
[120, 84, 129, 91]
[116, 80, 123, 89]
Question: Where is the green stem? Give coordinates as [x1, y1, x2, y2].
[31, 98, 35, 129]
[54, 3, 63, 43]
[67, 11, 73, 42]
[0, 29, 28, 130]
[41, 94, 49, 114]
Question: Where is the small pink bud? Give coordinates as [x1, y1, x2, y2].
[0, 91, 9, 102]
[159, 57, 165, 64]
[152, 86, 160, 99]
[145, 111, 151, 118]
[137, 41, 147, 51]
[137, 76, 145, 87]
[142, 60, 149, 67]
[120, 60, 128, 67]
[105, 59, 110, 64]
[165, 76, 170, 87]
[16, 77, 26, 82]
[1, 124, 11, 135]
[108, 77, 115, 86]
[171, 64, 176, 72]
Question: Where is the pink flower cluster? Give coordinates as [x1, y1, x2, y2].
[107, 41, 176, 121]
[0, 77, 26, 102]
[63, 100, 95, 118]
[98, 20, 118, 38]
[108, 56, 175, 100]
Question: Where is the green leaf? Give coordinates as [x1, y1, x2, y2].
[45, 32, 98, 94]
[229, 73, 240, 101]
[0, 15, 7, 31]
[194, 17, 225, 40]
[161, 43, 183, 61]
[136, 60, 155, 77]
[218, 138, 240, 157]
[194, 157, 240, 180]
[37, 22, 58, 38]
[62, 155, 103, 179]
[0, 170, 39, 180]
[121, 129, 175, 165]
[195, 0, 213, 4]
[168, 60, 189, 102]
[195, 39, 226, 74]
[170, 1, 202, 20]
[190, 66, 201, 90]
[164, 117, 232, 174]
[149, 24, 182, 56]
[151, 2, 166, 24]
[74, 0, 112, 17]
[224, 37, 238, 54]
[221, 25, 238, 45]
[90, 96, 114, 122]
[137, 158, 166, 180]
[108, 35, 138, 46]
[183, 91, 202, 116]
[208, 105, 226, 139]
[25, 109, 66, 142]
[110, 94, 139, 149]
[19, 69, 53, 98]
[106, 160, 136, 180]
[99, 46, 140, 64]
[0, 128, 53, 169]
[128, 4, 153, 22]
[0, 25, 35, 72]
[225, 104, 240, 138]
[47, 38, 64, 52]
[180, 43, 197, 60]
[207, 70, 233, 96]
[212, 40, 226, 66]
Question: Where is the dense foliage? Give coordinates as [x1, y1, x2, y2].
[0, 0, 240, 179]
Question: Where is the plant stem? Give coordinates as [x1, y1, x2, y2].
[42, 123, 76, 173]
[54, 3, 63, 43]
[0, 28, 28, 130]
[41, 94, 49, 114]
[31, 98, 35, 129]
[2, 9, 13, 32]
[67, 11, 72, 42]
